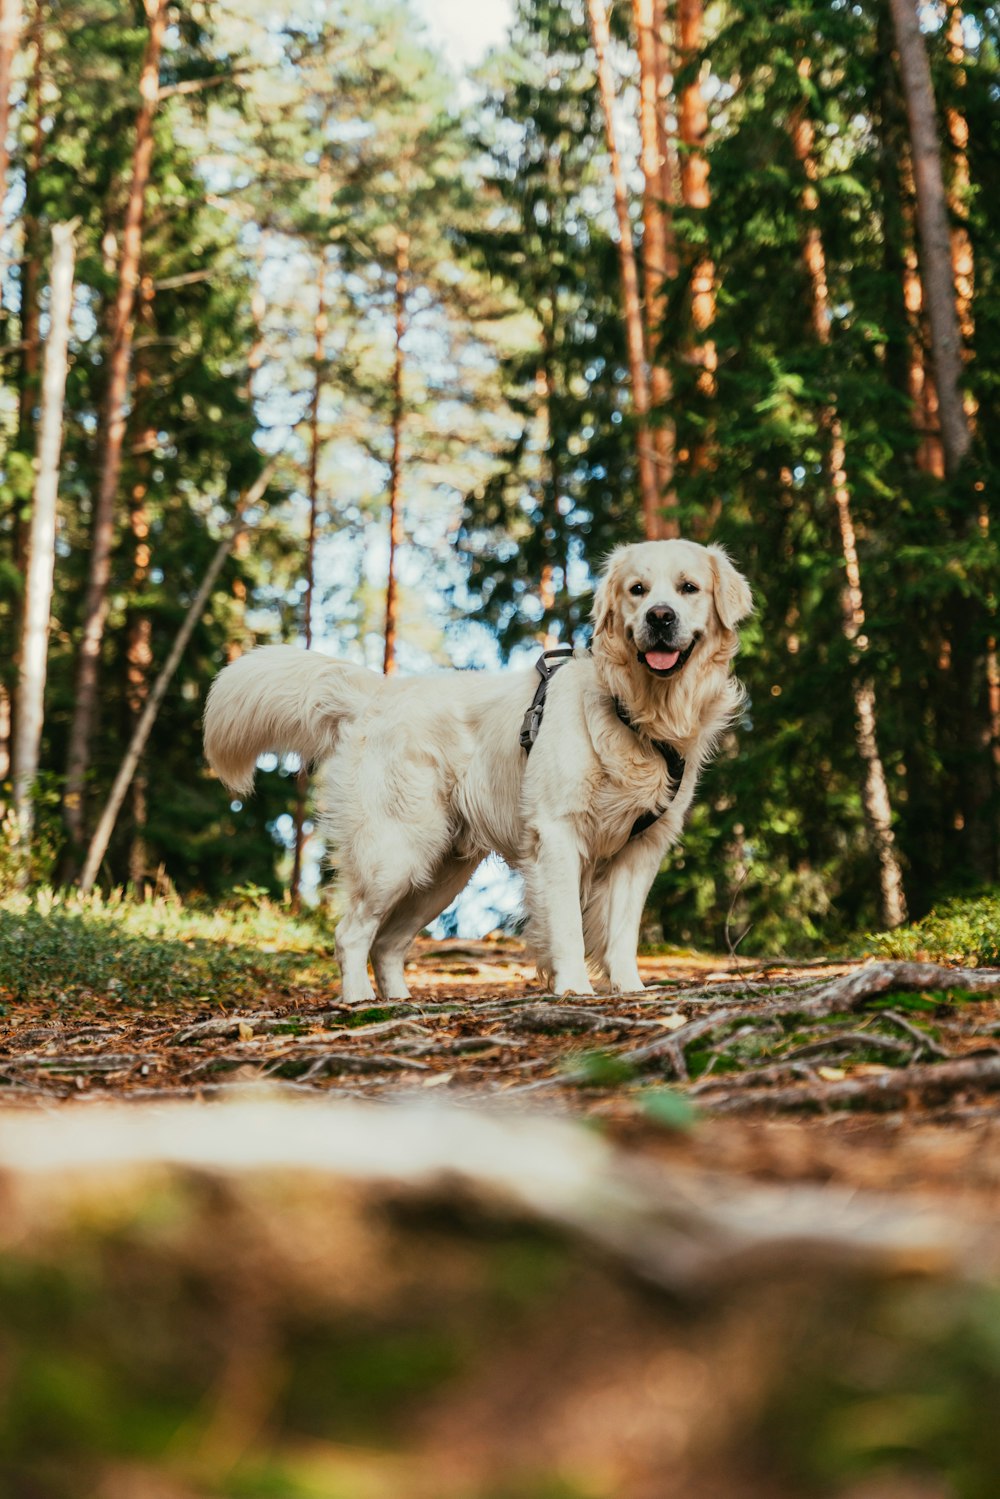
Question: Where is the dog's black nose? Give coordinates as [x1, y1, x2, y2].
[646, 604, 677, 626]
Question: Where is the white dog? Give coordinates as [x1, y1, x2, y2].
[203, 539, 752, 1001]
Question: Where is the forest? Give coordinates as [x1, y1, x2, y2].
[0, 0, 997, 948]
[3, 6, 1000, 1496]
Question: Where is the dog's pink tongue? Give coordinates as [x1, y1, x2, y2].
[645, 649, 680, 671]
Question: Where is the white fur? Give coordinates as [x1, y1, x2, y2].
[203, 539, 753, 1001]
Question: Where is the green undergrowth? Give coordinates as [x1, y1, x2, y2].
[861, 891, 1000, 968]
[0, 887, 341, 1013]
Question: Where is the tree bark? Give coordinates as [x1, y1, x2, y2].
[676, 0, 716, 398]
[633, 0, 677, 536]
[2, 8, 45, 794]
[887, 0, 972, 478]
[78, 459, 280, 895]
[382, 229, 409, 676]
[585, 0, 660, 538]
[62, 0, 167, 871]
[11, 223, 77, 873]
[790, 62, 908, 929]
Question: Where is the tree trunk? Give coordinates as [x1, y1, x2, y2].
[676, 0, 716, 402]
[944, 1, 973, 349]
[382, 229, 409, 676]
[0, 0, 22, 310]
[633, 0, 677, 536]
[2, 8, 45, 795]
[887, 0, 972, 478]
[61, 0, 167, 872]
[585, 0, 660, 538]
[289, 251, 327, 909]
[11, 223, 77, 874]
[790, 62, 908, 929]
[78, 460, 280, 895]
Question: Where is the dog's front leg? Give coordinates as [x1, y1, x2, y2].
[598, 834, 668, 993]
[525, 817, 595, 996]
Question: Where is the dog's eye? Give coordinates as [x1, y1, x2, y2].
[629, 582, 647, 597]
[680, 581, 700, 595]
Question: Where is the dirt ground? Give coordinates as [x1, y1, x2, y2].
[3, 936, 998, 1211]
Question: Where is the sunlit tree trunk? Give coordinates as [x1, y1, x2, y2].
[887, 0, 972, 478]
[791, 61, 907, 929]
[944, 1, 973, 351]
[633, 0, 676, 535]
[677, 0, 716, 409]
[12, 223, 76, 874]
[382, 229, 409, 676]
[586, 0, 660, 537]
[2, 9, 44, 793]
[62, 0, 167, 872]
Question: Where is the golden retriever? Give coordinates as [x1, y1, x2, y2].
[203, 539, 752, 1000]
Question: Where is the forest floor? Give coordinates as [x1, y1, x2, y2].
[2, 890, 999, 1212]
[3, 891, 1000, 1496]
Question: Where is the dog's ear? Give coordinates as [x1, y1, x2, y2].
[591, 549, 625, 637]
[708, 545, 754, 630]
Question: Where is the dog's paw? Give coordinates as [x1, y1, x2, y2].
[608, 971, 646, 995]
[553, 973, 597, 998]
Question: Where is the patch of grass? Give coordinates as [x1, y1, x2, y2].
[569, 1050, 636, 1088]
[0, 887, 340, 1013]
[639, 1087, 699, 1131]
[862, 891, 1000, 968]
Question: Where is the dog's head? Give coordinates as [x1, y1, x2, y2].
[591, 539, 753, 738]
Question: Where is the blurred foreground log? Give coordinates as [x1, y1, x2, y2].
[0, 1098, 998, 1498]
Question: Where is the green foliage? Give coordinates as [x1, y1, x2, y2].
[863, 892, 1000, 968]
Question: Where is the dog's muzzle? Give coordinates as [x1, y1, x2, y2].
[637, 635, 700, 677]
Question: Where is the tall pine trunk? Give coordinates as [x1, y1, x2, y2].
[61, 0, 167, 872]
[791, 61, 907, 929]
[676, 0, 716, 407]
[382, 229, 409, 676]
[2, 8, 44, 794]
[887, 0, 972, 478]
[633, 0, 676, 535]
[12, 223, 77, 873]
[586, 0, 660, 538]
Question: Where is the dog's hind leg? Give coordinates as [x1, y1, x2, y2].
[371, 857, 479, 1000]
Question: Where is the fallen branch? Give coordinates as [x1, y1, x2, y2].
[693, 1053, 1000, 1115]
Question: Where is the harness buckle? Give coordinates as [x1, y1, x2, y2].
[520, 646, 575, 754]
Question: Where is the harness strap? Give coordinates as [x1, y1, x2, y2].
[613, 699, 686, 841]
[519, 650, 686, 844]
[519, 646, 575, 753]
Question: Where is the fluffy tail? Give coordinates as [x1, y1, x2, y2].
[203, 645, 380, 795]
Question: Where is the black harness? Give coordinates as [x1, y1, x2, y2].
[519, 647, 686, 842]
